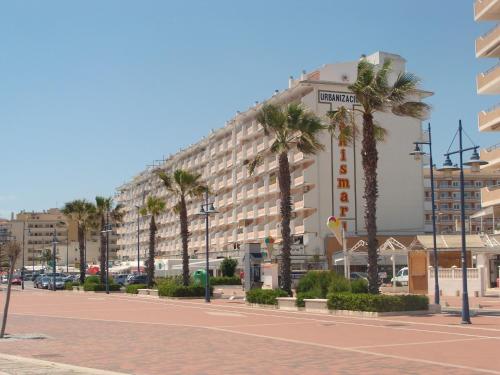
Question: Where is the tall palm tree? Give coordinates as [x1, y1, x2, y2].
[157, 169, 206, 286]
[248, 103, 324, 294]
[62, 199, 96, 283]
[328, 59, 430, 294]
[139, 195, 166, 288]
[95, 197, 124, 284]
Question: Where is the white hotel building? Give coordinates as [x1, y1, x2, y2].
[115, 51, 431, 271]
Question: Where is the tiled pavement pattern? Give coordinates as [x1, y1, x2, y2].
[0, 288, 499, 374]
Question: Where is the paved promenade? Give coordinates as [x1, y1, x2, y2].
[0, 287, 499, 374]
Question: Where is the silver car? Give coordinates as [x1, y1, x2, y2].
[48, 277, 65, 290]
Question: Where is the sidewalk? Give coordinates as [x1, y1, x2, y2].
[0, 353, 129, 375]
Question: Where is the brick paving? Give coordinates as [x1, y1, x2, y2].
[0, 287, 499, 374]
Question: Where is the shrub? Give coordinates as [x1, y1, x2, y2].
[64, 282, 73, 290]
[84, 276, 100, 285]
[327, 293, 429, 312]
[297, 271, 350, 298]
[157, 283, 212, 297]
[126, 284, 147, 294]
[210, 276, 241, 285]
[220, 258, 238, 277]
[246, 289, 288, 305]
[296, 290, 322, 307]
[84, 283, 121, 292]
[350, 279, 368, 294]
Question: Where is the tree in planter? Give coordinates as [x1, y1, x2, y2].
[139, 196, 166, 288]
[247, 103, 324, 294]
[1, 241, 21, 338]
[328, 59, 430, 293]
[220, 257, 237, 277]
[95, 196, 124, 284]
[156, 169, 206, 286]
[62, 200, 96, 283]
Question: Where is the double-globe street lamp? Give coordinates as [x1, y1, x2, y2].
[197, 191, 218, 303]
[51, 221, 67, 292]
[21, 224, 31, 290]
[410, 122, 440, 305]
[101, 212, 113, 294]
[437, 120, 488, 324]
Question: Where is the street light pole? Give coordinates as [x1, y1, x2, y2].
[410, 122, 440, 305]
[136, 205, 140, 274]
[198, 190, 218, 303]
[52, 228, 58, 292]
[21, 222, 25, 290]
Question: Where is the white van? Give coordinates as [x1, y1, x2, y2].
[391, 267, 409, 286]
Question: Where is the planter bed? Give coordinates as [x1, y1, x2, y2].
[137, 289, 159, 296]
[159, 296, 206, 300]
[245, 302, 279, 309]
[304, 298, 328, 313]
[277, 297, 300, 311]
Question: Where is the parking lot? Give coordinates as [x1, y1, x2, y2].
[0, 286, 499, 374]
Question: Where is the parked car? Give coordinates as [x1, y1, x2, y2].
[35, 276, 50, 289]
[114, 274, 129, 286]
[127, 274, 148, 285]
[350, 272, 368, 280]
[11, 276, 22, 285]
[31, 273, 41, 281]
[1, 275, 8, 284]
[391, 267, 409, 286]
[48, 277, 65, 290]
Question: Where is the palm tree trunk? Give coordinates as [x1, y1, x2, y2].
[147, 215, 156, 288]
[362, 113, 379, 294]
[1, 257, 16, 338]
[78, 225, 85, 283]
[99, 214, 106, 284]
[278, 152, 292, 294]
[180, 195, 190, 286]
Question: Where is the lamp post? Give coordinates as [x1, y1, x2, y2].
[197, 190, 218, 303]
[21, 225, 31, 290]
[135, 205, 140, 274]
[437, 120, 488, 324]
[410, 122, 440, 305]
[101, 212, 113, 294]
[51, 228, 59, 292]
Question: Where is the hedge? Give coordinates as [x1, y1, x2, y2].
[83, 283, 122, 292]
[210, 276, 241, 285]
[64, 282, 74, 290]
[350, 279, 368, 294]
[327, 293, 429, 312]
[158, 283, 212, 297]
[245, 289, 289, 305]
[296, 290, 321, 307]
[126, 284, 147, 294]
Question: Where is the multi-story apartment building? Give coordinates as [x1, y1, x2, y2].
[424, 167, 500, 234]
[9, 208, 120, 270]
[116, 51, 431, 271]
[474, 0, 500, 234]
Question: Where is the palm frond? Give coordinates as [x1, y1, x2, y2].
[245, 154, 263, 176]
[373, 124, 388, 142]
[387, 72, 420, 104]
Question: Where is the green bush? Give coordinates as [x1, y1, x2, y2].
[220, 257, 238, 277]
[297, 271, 350, 298]
[246, 289, 289, 305]
[350, 279, 368, 294]
[210, 276, 241, 285]
[296, 290, 322, 307]
[84, 283, 121, 292]
[64, 282, 73, 290]
[126, 284, 147, 294]
[84, 276, 100, 285]
[157, 283, 212, 297]
[327, 293, 429, 312]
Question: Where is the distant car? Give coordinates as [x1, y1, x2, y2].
[114, 274, 129, 286]
[391, 267, 409, 286]
[127, 274, 148, 285]
[35, 276, 50, 289]
[350, 272, 368, 280]
[48, 277, 65, 290]
[11, 277, 22, 285]
[31, 273, 41, 282]
[0, 275, 8, 284]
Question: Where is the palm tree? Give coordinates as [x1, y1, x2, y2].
[62, 200, 96, 283]
[95, 197, 124, 284]
[1, 241, 21, 338]
[157, 170, 206, 286]
[328, 59, 430, 294]
[247, 103, 324, 294]
[139, 195, 166, 288]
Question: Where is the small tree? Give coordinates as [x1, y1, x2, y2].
[220, 258, 237, 277]
[1, 241, 21, 338]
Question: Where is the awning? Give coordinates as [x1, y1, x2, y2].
[471, 205, 500, 219]
[412, 234, 486, 250]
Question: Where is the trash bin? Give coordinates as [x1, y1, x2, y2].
[193, 269, 207, 286]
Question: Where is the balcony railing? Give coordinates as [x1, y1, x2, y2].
[477, 62, 500, 93]
[478, 104, 500, 131]
[476, 23, 500, 57]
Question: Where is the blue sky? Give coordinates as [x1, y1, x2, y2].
[0, 0, 497, 218]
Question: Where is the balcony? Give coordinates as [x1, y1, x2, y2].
[480, 143, 500, 170]
[476, 24, 500, 57]
[481, 185, 500, 207]
[475, 0, 500, 21]
[478, 104, 500, 131]
[477, 63, 500, 94]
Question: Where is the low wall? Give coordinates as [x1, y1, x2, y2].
[428, 267, 485, 297]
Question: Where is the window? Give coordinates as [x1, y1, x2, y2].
[453, 203, 460, 210]
[475, 181, 483, 187]
[452, 181, 459, 187]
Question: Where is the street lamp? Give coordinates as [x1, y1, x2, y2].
[51, 228, 59, 292]
[21, 225, 31, 290]
[135, 205, 141, 274]
[437, 120, 488, 324]
[197, 190, 218, 303]
[101, 212, 113, 294]
[410, 122, 440, 305]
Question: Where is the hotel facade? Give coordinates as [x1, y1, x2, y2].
[115, 51, 431, 271]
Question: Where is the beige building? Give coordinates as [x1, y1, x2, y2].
[474, 0, 500, 233]
[424, 167, 500, 234]
[116, 51, 431, 271]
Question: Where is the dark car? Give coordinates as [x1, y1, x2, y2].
[11, 276, 22, 285]
[35, 276, 50, 289]
[350, 272, 368, 280]
[114, 274, 129, 286]
[127, 274, 148, 285]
